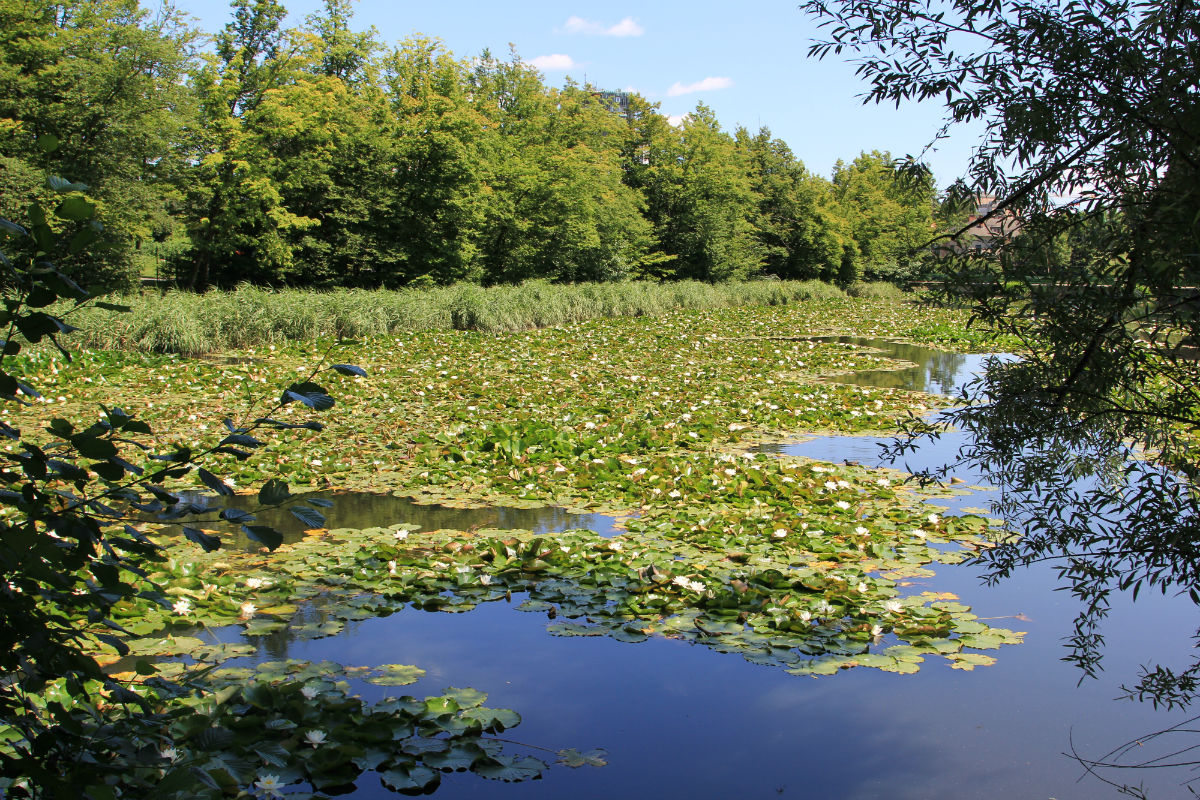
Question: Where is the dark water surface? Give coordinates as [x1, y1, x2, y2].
[228, 338, 1196, 799]
[177, 491, 625, 549]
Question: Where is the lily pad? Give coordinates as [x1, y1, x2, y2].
[364, 664, 426, 686]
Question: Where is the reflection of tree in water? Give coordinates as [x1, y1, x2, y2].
[171, 492, 620, 550]
[826, 338, 970, 396]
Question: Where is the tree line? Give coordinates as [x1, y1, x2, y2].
[0, 0, 941, 291]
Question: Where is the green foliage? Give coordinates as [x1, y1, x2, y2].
[804, 0, 1200, 714]
[68, 279, 857, 352]
[629, 104, 766, 282]
[0, 0, 949, 291]
[736, 127, 854, 282]
[0, 170, 365, 795]
[831, 151, 936, 283]
[0, 0, 197, 289]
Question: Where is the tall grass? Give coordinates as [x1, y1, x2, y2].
[67, 279, 896, 355]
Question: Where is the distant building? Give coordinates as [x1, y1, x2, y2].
[943, 195, 1021, 254]
[595, 90, 631, 117]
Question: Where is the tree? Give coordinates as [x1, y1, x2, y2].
[830, 150, 935, 282]
[465, 53, 652, 285]
[736, 126, 856, 282]
[0, 0, 197, 288]
[802, 0, 1200, 707]
[629, 104, 765, 282]
[180, 0, 301, 289]
[376, 36, 490, 286]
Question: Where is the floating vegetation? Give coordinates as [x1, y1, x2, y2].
[117, 489, 1021, 682]
[9, 299, 1023, 796]
[91, 658, 558, 797]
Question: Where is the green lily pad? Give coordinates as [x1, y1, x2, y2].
[472, 755, 546, 782]
[380, 763, 441, 792]
[364, 664, 425, 686]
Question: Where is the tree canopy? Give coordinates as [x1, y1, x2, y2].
[0, 0, 950, 290]
[803, 0, 1200, 706]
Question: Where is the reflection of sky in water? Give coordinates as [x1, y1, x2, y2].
[203, 337, 1196, 799]
[231, 566, 1194, 800]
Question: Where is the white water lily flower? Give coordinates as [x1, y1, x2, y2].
[388, 560, 397, 575]
[857, 582, 869, 593]
[772, 528, 787, 539]
[671, 575, 689, 588]
[871, 624, 884, 637]
[304, 730, 327, 747]
[824, 480, 837, 491]
[876, 478, 890, 486]
[239, 602, 256, 620]
[835, 501, 851, 510]
[253, 774, 285, 799]
[799, 610, 812, 623]
[393, 530, 409, 541]
[912, 528, 928, 540]
[816, 600, 835, 616]
[837, 480, 851, 489]
[245, 577, 265, 590]
[160, 746, 180, 762]
[668, 489, 682, 498]
[685, 579, 705, 593]
[171, 598, 191, 616]
[883, 599, 904, 614]
[928, 513, 941, 524]
[301, 685, 319, 700]
[854, 526, 869, 536]
[480, 574, 493, 586]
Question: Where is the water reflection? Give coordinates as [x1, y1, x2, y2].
[763, 337, 1005, 511]
[193, 336, 1196, 799]
[809, 336, 989, 396]
[171, 491, 625, 550]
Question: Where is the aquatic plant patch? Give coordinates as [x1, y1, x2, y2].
[4, 299, 1026, 795]
[36, 657, 565, 799]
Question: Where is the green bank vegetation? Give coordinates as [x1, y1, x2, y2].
[1, 1, 941, 292]
[67, 279, 903, 355]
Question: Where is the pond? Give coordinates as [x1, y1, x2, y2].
[209, 338, 1196, 799]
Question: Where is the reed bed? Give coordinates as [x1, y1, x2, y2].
[68, 279, 879, 355]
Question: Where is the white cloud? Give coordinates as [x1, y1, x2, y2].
[666, 114, 687, 127]
[529, 53, 577, 71]
[563, 15, 645, 36]
[666, 76, 734, 97]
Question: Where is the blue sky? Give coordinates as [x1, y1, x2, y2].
[173, 0, 980, 188]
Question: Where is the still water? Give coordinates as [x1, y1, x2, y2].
[227, 338, 1196, 799]
[178, 491, 625, 549]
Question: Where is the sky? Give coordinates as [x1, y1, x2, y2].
[172, 0, 982, 188]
